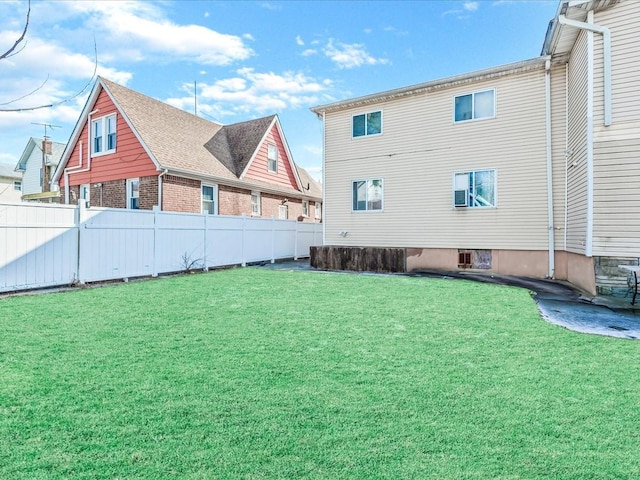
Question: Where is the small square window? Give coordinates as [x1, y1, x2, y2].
[352, 111, 382, 138]
[454, 170, 496, 208]
[13, 181, 22, 191]
[454, 89, 495, 122]
[352, 179, 383, 211]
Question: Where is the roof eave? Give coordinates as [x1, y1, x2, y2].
[311, 57, 547, 114]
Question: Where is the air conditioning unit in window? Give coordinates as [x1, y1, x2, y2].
[454, 189, 468, 207]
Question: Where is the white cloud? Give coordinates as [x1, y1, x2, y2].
[464, 2, 479, 12]
[65, 1, 254, 66]
[323, 39, 389, 69]
[301, 49, 317, 57]
[296, 35, 305, 46]
[167, 69, 332, 119]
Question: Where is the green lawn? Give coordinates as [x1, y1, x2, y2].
[1, 268, 639, 479]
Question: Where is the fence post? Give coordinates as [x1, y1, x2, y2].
[241, 214, 246, 267]
[294, 219, 299, 260]
[203, 213, 209, 272]
[76, 200, 86, 284]
[271, 216, 276, 264]
[152, 206, 160, 277]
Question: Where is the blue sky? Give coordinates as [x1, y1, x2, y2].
[0, 0, 559, 181]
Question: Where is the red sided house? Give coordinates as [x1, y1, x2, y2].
[52, 77, 322, 221]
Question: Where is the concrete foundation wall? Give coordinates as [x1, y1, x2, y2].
[566, 252, 596, 295]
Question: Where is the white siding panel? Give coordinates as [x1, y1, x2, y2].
[564, 31, 589, 254]
[324, 66, 550, 250]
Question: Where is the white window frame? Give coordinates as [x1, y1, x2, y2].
[453, 169, 497, 208]
[14, 180, 22, 191]
[80, 184, 90, 207]
[302, 199, 309, 217]
[91, 113, 117, 156]
[315, 202, 321, 219]
[251, 191, 261, 216]
[126, 178, 140, 210]
[278, 204, 288, 219]
[453, 89, 496, 123]
[267, 145, 278, 173]
[352, 110, 383, 138]
[352, 178, 384, 212]
[202, 184, 218, 215]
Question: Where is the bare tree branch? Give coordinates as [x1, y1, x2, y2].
[0, 36, 99, 113]
[0, 0, 30, 61]
[0, 75, 49, 106]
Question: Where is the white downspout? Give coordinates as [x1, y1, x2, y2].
[564, 64, 569, 251]
[63, 109, 99, 203]
[157, 168, 168, 210]
[321, 110, 326, 246]
[545, 59, 555, 278]
[558, 12, 610, 258]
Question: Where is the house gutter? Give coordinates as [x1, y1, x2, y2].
[544, 58, 555, 278]
[164, 166, 322, 202]
[63, 109, 99, 204]
[557, 14, 611, 127]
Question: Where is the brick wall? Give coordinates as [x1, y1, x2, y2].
[219, 185, 251, 216]
[162, 175, 201, 213]
[64, 176, 157, 209]
[139, 176, 158, 210]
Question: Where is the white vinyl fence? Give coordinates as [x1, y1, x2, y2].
[0, 202, 323, 293]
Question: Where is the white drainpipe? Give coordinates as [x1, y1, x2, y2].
[321, 110, 326, 246]
[63, 109, 99, 203]
[545, 59, 555, 278]
[157, 168, 168, 210]
[558, 12, 611, 257]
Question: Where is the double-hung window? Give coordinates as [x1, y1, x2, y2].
[13, 181, 22, 191]
[92, 114, 117, 155]
[352, 179, 383, 212]
[202, 184, 218, 214]
[268, 145, 278, 173]
[352, 111, 382, 138]
[454, 169, 496, 208]
[126, 178, 140, 209]
[251, 191, 261, 216]
[302, 200, 309, 217]
[315, 202, 321, 219]
[454, 89, 495, 122]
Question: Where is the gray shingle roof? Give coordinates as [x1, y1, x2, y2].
[99, 78, 321, 199]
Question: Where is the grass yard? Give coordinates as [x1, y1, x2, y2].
[1, 268, 639, 479]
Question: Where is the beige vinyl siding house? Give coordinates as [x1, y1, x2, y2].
[313, 0, 638, 297]
[319, 59, 554, 278]
[591, 1, 640, 257]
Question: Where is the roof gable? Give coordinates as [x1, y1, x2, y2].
[239, 116, 303, 191]
[17, 137, 65, 172]
[205, 115, 275, 177]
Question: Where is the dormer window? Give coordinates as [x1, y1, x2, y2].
[91, 114, 117, 155]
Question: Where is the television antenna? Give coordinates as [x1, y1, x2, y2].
[31, 122, 61, 139]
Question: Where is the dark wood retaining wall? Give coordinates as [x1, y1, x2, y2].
[310, 246, 406, 273]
